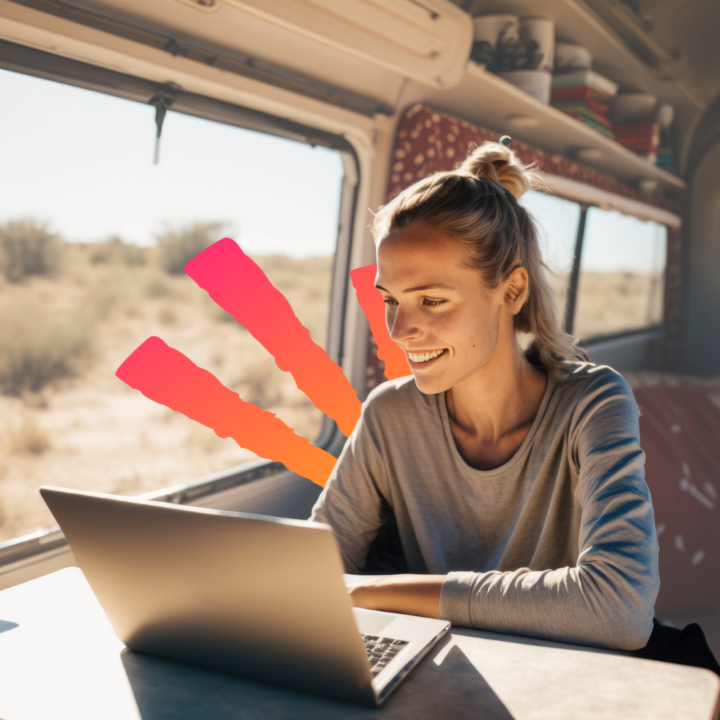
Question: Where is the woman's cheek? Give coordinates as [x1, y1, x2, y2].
[437, 309, 475, 346]
[467, 314, 499, 362]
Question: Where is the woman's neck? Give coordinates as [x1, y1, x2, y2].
[445, 339, 548, 470]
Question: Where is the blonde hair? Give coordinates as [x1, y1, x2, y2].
[372, 140, 588, 377]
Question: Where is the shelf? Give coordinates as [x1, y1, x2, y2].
[417, 61, 685, 199]
[466, 0, 703, 106]
[459, 0, 705, 178]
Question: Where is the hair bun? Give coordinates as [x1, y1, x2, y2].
[457, 141, 542, 200]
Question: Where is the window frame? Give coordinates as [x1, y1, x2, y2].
[567, 203, 670, 344]
[0, 45, 360, 564]
[522, 184, 674, 346]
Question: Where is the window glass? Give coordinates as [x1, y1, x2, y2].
[520, 189, 581, 323]
[573, 207, 667, 341]
[0, 69, 345, 542]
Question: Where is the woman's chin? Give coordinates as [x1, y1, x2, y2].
[412, 373, 453, 396]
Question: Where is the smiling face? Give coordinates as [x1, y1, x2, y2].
[376, 226, 511, 395]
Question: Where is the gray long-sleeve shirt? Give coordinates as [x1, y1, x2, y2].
[310, 362, 660, 651]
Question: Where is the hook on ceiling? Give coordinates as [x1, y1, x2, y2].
[149, 83, 181, 165]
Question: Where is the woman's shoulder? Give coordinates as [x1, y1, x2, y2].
[556, 360, 633, 395]
[553, 360, 639, 427]
[362, 375, 434, 418]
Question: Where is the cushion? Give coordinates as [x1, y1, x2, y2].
[626, 374, 720, 616]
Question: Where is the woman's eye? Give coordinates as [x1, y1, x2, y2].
[383, 297, 397, 305]
[423, 299, 445, 307]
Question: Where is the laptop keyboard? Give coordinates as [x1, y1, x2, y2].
[361, 634, 409, 677]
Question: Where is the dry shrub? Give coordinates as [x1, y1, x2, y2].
[0, 297, 95, 395]
[272, 396, 323, 441]
[211, 304, 239, 324]
[125, 302, 143, 319]
[230, 355, 285, 409]
[0, 220, 63, 282]
[86, 280, 123, 321]
[158, 304, 178, 325]
[8, 413, 51, 455]
[21, 390, 48, 410]
[156, 222, 224, 275]
[145, 274, 174, 299]
[254, 255, 333, 341]
[255, 255, 333, 292]
[211, 349, 225, 367]
[89, 237, 147, 266]
[82, 264, 146, 322]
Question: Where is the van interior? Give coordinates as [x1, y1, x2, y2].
[0, 0, 719, 664]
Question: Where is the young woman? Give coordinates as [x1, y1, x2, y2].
[310, 141, 659, 651]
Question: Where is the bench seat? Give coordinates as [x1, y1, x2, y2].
[623, 372, 720, 652]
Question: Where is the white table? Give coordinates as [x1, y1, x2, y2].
[0, 568, 718, 720]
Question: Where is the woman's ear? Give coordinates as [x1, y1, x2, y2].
[503, 267, 530, 315]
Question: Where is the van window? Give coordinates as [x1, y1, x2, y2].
[0, 69, 345, 543]
[573, 207, 667, 341]
[520, 190, 582, 323]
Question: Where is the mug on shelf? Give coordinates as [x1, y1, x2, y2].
[498, 70, 552, 104]
[471, 14, 519, 70]
[519, 17, 555, 73]
[554, 42, 592, 72]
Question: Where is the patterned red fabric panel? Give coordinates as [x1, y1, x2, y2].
[634, 386, 720, 615]
[386, 104, 680, 213]
[643, 225, 683, 371]
[365, 332, 385, 393]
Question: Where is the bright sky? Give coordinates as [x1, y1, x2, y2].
[581, 206, 667, 274]
[0, 69, 344, 257]
[1, 68, 666, 271]
[521, 190, 667, 275]
[520, 190, 580, 275]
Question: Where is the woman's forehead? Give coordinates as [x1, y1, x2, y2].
[376, 229, 475, 289]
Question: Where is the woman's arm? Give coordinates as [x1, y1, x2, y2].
[445, 372, 659, 650]
[349, 575, 444, 618]
[310, 393, 391, 573]
[350, 372, 660, 651]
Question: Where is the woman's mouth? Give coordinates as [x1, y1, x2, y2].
[407, 348, 447, 365]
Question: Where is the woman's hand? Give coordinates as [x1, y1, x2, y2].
[348, 574, 446, 619]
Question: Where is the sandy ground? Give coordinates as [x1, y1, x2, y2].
[574, 271, 664, 340]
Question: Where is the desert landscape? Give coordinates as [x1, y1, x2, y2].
[0, 222, 332, 542]
[0, 220, 665, 543]
[574, 270, 664, 340]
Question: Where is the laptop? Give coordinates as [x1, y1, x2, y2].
[39, 486, 450, 706]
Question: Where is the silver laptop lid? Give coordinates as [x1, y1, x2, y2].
[40, 486, 376, 706]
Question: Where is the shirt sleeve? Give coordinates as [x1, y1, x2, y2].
[309, 393, 391, 573]
[439, 369, 660, 651]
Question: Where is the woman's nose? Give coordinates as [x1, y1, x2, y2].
[387, 304, 420, 344]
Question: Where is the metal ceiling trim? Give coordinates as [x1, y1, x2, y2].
[0, 39, 357, 150]
[5, 0, 395, 117]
